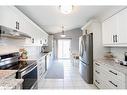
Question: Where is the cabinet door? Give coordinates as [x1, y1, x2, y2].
[118, 8, 127, 44]
[0, 6, 18, 30]
[37, 57, 46, 80]
[102, 15, 118, 45]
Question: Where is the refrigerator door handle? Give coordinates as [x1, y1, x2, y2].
[80, 37, 84, 57]
[79, 40, 82, 57]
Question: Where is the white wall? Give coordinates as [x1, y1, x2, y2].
[82, 20, 109, 60]
[0, 37, 41, 58]
[54, 28, 82, 56]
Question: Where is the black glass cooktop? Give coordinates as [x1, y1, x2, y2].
[3, 60, 36, 70]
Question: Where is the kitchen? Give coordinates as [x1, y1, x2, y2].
[1, 5, 127, 90]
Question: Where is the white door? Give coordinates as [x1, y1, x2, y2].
[58, 39, 71, 59]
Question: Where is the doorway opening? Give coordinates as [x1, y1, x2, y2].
[57, 39, 71, 59]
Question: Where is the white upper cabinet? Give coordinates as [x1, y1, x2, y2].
[0, 6, 19, 30]
[117, 8, 127, 44]
[102, 15, 118, 45]
[0, 6, 48, 46]
[102, 8, 127, 46]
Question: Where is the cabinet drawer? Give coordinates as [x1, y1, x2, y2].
[94, 62, 108, 76]
[94, 74, 108, 89]
[104, 66, 125, 82]
[106, 77, 125, 89]
[94, 67, 107, 78]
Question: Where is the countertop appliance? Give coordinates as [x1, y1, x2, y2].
[0, 52, 37, 89]
[41, 46, 49, 53]
[79, 33, 93, 84]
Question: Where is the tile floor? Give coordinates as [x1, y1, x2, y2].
[38, 59, 97, 89]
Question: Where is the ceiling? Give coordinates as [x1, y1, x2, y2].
[16, 6, 115, 34]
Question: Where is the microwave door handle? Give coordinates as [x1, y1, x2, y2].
[21, 65, 37, 77]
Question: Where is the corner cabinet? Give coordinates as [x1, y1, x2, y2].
[102, 8, 127, 46]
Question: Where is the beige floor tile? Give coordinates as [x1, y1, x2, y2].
[38, 59, 97, 89]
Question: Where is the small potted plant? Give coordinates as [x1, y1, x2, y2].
[19, 48, 28, 59]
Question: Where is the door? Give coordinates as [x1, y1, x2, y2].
[79, 36, 83, 59]
[79, 34, 93, 64]
[58, 39, 71, 59]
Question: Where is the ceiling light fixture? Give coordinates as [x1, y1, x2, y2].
[59, 5, 73, 14]
[61, 26, 66, 37]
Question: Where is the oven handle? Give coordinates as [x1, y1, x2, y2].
[21, 65, 37, 77]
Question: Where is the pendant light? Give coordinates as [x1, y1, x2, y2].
[61, 26, 66, 37]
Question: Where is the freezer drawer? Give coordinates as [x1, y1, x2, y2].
[79, 60, 93, 84]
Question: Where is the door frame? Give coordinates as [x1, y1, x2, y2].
[57, 38, 72, 59]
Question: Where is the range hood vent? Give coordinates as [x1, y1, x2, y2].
[0, 26, 31, 39]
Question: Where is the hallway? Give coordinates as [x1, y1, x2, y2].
[38, 59, 97, 89]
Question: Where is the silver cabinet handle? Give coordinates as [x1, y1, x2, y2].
[109, 80, 117, 87]
[95, 63, 100, 66]
[95, 80, 100, 84]
[109, 70, 117, 75]
[115, 35, 118, 42]
[95, 70, 100, 74]
[113, 35, 115, 42]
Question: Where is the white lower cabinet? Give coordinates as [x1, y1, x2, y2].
[46, 52, 53, 70]
[94, 62, 126, 89]
[37, 56, 46, 80]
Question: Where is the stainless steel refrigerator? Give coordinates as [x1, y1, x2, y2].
[79, 33, 93, 84]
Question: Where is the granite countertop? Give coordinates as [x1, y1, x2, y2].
[0, 79, 23, 90]
[0, 70, 17, 79]
[0, 70, 23, 89]
[94, 58, 127, 75]
[20, 51, 52, 61]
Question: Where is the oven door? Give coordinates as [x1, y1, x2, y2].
[19, 64, 37, 89]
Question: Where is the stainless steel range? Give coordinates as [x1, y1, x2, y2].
[0, 52, 37, 89]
